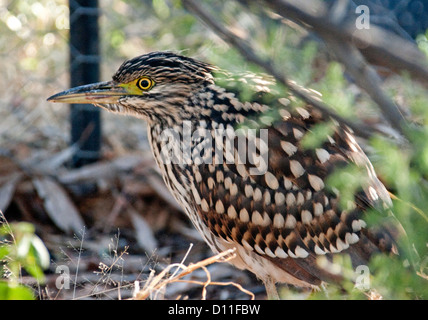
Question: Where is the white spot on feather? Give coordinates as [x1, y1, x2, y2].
[352, 219, 366, 231]
[278, 98, 290, 108]
[275, 192, 286, 206]
[345, 232, 359, 244]
[230, 183, 238, 196]
[254, 244, 265, 255]
[295, 246, 309, 258]
[215, 200, 225, 214]
[281, 141, 297, 156]
[201, 198, 209, 212]
[336, 238, 349, 251]
[314, 245, 326, 255]
[296, 192, 305, 206]
[207, 177, 215, 190]
[236, 164, 248, 179]
[252, 211, 264, 226]
[285, 215, 296, 228]
[315, 148, 330, 163]
[264, 190, 271, 205]
[227, 205, 237, 219]
[286, 193, 296, 206]
[240, 208, 250, 222]
[301, 210, 312, 225]
[242, 239, 253, 251]
[293, 128, 304, 140]
[290, 160, 305, 178]
[275, 247, 288, 258]
[308, 174, 325, 191]
[253, 188, 263, 201]
[273, 213, 285, 228]
[216, 170, 224, 183]
[245, 185, 253, 197]
[265, 171, 279, 190]
[195, 171, 202, 183]
[283, 177, 293, 190]
[265, 247, 276, 258]
[224, 177, 232, 189]
[329, 244, 340, 253]
[295, 107, 310, 119]
[313, 202, 324, 216]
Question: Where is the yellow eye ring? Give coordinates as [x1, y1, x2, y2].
[137, 77, 154, 91]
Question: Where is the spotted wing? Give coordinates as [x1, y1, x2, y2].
[188, 104, 395, 284]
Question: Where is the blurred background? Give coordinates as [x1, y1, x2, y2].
[0, 0, 428, 300]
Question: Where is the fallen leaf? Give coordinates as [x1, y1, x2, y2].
[32, 177, 85, 234]
[0, 173, 23, 212]
[128, 207, 158, 254]
[146, 171, 182, 212]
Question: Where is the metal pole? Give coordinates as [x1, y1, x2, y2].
[69, 0, 101, 167]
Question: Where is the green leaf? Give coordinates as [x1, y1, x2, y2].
[30, 235, 50, 270]
[23, 263, 45, 284]
[0, 245, 10, 260]
[325, 164, 367, 210]
[300, 122, 335, 150]
[152, 0, 170, 19]
[0, 281, 34, 300]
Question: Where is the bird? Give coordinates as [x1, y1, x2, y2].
[48, 51, 398, 299]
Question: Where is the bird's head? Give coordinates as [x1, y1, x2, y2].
[48, 51, 216, 123]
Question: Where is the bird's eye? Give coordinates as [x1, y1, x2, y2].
[137, 77, 154, 91]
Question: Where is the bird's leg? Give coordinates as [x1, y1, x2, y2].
[264, 276, 280, 300]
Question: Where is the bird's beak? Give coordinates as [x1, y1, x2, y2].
[47, 81, 127, 104]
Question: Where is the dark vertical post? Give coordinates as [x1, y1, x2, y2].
[69, 0, 101, 167]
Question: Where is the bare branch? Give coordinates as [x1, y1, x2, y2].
[325, 37, 407, 134]
[260, 0, 428, 87]
[258, 0, 411, 134]
[182, 0, 378, 139]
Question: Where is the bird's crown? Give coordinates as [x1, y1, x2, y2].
[112, 51, 216, 85]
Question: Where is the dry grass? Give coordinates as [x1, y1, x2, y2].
[133, 246, 255, 300]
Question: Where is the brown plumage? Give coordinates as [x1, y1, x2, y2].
[48, 51, 397, 298]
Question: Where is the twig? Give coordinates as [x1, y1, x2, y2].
[72, 227, 85, 300]
[324, 36, 407, 135]
[170, 243, 193, 279]
[175, 277, 255, 300]
[132, 248, 254, 300]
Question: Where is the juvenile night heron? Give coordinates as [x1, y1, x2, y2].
[48, 51, 396, 298]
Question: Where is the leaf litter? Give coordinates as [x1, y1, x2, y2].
[0, 127, 262, 300]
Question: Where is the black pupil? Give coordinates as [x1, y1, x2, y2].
[140, 79, 150, 89]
